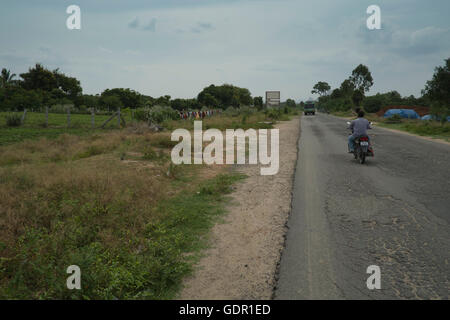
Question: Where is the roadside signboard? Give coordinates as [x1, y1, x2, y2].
[266, 91, 280, 108]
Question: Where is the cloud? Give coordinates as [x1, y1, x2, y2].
[191, 22, 214, 33]
[143, 18, 157, 32]
[128, 17, 139, 29]
[198, 22, 213, 30]
[357, 22, 450, 58]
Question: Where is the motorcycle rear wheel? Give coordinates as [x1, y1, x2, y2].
[360, 153, 366, 164]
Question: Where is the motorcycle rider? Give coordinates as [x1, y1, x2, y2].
[348, 110, 371, 153]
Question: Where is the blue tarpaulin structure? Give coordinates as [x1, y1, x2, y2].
[383, 109, 421, 119]
[421, 114, 434, 120]
[421, 114, 450, 121]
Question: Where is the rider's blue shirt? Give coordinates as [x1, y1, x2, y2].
[350, 118, 371, 137]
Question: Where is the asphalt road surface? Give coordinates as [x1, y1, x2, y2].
[275, 113, 450, 300]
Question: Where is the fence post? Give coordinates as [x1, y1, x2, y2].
[21, 109, 27, 124]
[45, 106, 49, 127]
[67, 106, 71, 127]
[91, 108, 95, 129]
[118, 107, 121, 127]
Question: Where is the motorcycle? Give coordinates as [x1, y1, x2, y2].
[347, 121, 374, 164]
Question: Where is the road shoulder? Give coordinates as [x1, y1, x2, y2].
[178, 117, 300, 299]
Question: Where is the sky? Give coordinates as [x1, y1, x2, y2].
[1, 0, 449, 101]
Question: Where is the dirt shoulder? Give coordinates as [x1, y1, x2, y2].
[178, 117, 300, 299]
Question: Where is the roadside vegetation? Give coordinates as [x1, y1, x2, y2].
[0, 61, 301, 299]
[0, 90, 300, 299]
[310, 58, 449, 140]
[377, 119, 450, 141]
[0, 112, 132, 145]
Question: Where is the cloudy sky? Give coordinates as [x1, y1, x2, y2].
[1, 0, 449, 101]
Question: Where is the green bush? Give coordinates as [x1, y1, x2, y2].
[5, 113, 22, 127]
[384, 114, 403, 123]
[363, 96, 383, 113]
[134, 108, 150, 122]
[133, 106, 179, 124]
[265, 108, 280, 120]
[224, 106, 239, 117]
[149, 106, 179, 124]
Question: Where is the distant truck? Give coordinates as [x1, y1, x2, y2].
[304, 101, 315, 115]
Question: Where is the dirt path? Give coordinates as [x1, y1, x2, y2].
[178, 117, 300, 299]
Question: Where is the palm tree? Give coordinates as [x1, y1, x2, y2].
[1, 68, 16, 88]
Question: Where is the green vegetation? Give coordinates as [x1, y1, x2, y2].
[0, 59, 300, 300]
[422, 58, 450, 121]
[0, 121, 249, 299]
[327, 58, 450, 140]
[0, 107, 298, 299]
[0, 112, 132, 145]
[378, 120, 450, 141]
[314, 64, 431, 114]
[5, 113, 22, 127]
[197, 84, 252, 108]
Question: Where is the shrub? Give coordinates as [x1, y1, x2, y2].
[134, 108, 150, 122]
[265, 108, 281, 120]
[224, 106, 239, 117]
[364, 96, 383, 113]
[239, 106, 255, 116]
[384, 114, 402, 123]
[148, 106, 179, 124]
[5, 113, 22, 127]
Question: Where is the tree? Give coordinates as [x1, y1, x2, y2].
[311, 81, 331, 96]
[0, 68, 16, 88]
[20, 63, 57, 92]
[102, 88, 143, 108]
[422, 58, 450, 119]
[19, 64, 82, 103]
[3, 87, 43, 111]
[363, 95, 383, 113]
[352, 90, 364, 107]
[100, 95, 122, 110]
[253, 96, 263, 110]
[202, 93, 219, 107]
[155, 95, 171, 106]
[339, 79, 355, 98]
[349, 64, 374, 93]
[197, 84, 253, 109]
[285, 99, 296, 108]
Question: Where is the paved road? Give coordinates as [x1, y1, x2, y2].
[275, 113, 450, 300]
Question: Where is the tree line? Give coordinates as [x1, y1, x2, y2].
[311, 58, 449, 119]
[0, 63, 269, 113]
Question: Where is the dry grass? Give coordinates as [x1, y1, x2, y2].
[0, 124, 234, 299]
[0, 109, 287, 299]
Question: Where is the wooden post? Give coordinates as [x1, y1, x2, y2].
[45, 106, 49, 127]
[67, 106, 71, 127]
[100, 112, 118, 129]
[118, 107, 121, 127]
[91, 108, 95, 129]
[21, 109, 27, 124]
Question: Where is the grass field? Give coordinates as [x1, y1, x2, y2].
[0, 112, 132, 145]
[0, 109, 297, 299]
